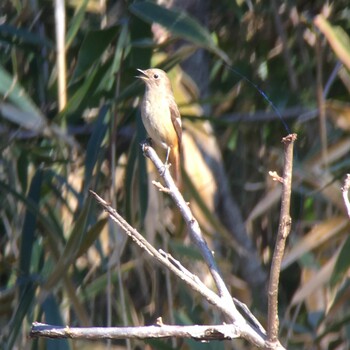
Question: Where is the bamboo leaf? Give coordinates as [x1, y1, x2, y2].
[0, 65, 46, 131]
[72, 26, 119, 81]
[129, 2, 230, 63]
[314, 15, 350, 70]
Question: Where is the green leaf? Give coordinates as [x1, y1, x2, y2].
[19, 169, 43, 277]
[76, 217, 107, 258]
[129, 2, 230, 63]
[66, 0, 90, 48]
[103, 22, 130, 91]
[0, 65, 46, 131]
[62, 66, 99, 115]
[42, 295, 71, 350]
[44, 199, 92, 289]
[72, 26, 119, 81]
[5, 281, 36, 350]
[84, 104, 109, 193]
[314, 15, 350, 71]
[330, 236, 350, 287]
[0, 24, 53, 49]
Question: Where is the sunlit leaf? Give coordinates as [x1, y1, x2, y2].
[282, 217, 349, 270]
[314, 15, 350, 70]
[291, 256, 336, 306]
[66, 0, 90, 48]
[326, 100, 350, 131]
[0, 65, 46, 131]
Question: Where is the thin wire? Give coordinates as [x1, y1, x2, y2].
[225, 65, 291, 134]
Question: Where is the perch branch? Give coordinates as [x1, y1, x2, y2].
[141, 141, 237, 316]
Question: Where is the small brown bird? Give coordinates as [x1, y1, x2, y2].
[137, 68, 182, 186]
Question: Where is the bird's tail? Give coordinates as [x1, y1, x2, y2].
[169, 145, 182, 189]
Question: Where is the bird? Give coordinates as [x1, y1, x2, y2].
[137, 68, 182, 187]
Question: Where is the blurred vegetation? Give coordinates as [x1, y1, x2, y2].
[1, 0, 350, 349]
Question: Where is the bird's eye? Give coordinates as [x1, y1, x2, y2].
[153, 74, 159, 79]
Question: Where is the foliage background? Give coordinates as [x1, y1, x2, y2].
[1, 0, 350, 349]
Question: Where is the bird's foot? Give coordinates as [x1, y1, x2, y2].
[160, 162, 171, 176]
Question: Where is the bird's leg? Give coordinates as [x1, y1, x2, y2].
[165, 146, 171, 165]
[160, 146, 172, 176]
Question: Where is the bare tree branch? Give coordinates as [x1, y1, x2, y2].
[141, 140, 237, 314]
[266, 134, 297, 349]
[30, 322, 241, 341]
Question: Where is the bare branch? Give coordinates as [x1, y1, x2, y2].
[89, 191, 232, 320]
[30, 322, 241, 341]
[266, 134, 297, 349]
[89, 187, 269, 346]
[141, 141, 237, 318]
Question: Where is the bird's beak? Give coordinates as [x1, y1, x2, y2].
[136, 69, 148, 80]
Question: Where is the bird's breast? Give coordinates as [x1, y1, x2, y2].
[141, 91, 177, 149]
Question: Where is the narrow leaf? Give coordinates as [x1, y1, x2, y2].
[330, 236, 350, 287]
[0, 65, 46, 131]
[129, 2, 230, 63]
[19, 169, 43, 277]
[72, 26, 119, 81]
[314, 15, 350, 70]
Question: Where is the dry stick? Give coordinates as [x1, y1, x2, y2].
[266, 134, 297, 349]
[30, 322, 240, 341]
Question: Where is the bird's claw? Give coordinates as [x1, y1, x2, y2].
[160, 162, 171, 176]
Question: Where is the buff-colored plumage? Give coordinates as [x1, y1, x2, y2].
[137, 68, 182, 186]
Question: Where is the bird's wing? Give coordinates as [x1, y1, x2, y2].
[169, 98, 182, 153]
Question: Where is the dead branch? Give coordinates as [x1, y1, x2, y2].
[266, 134, 297, 349]
[88, 190, 268, 347]
[141, 140, 237, 315]
[30, 322, 240, 341]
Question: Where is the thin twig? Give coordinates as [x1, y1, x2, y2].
[266, 134, 297, 349]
